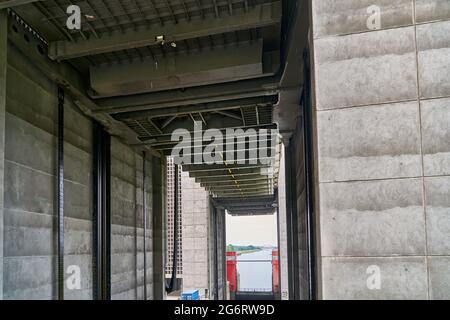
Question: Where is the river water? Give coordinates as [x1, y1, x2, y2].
[236, 249, 273, 291]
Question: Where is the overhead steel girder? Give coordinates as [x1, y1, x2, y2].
[48, 1, 282, 60]
[114, 96, 278, 120]
[0, 0, 40, 9]
[214, 191, 271, 198]
[156, 139, 275, 152]
[94, 75, 280, 113]
[190, 168, 264, 178]
[182, 163, 266, 172]
[205, 184, 270, 192]
[141, 123, 278, 144]
[201, 179, 271, 187]
[195, 175, 269, 184]
[228, 209, 275, 216]
[90, 42, 280, 98]
[214, 195, 276, 204]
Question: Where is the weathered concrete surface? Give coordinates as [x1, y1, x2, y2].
[0, 9, 7, 300]
[416, 0, 450, 23]
[428, 257, 450, 300]
[312, 0, 450, 300]
[424, 176, 450, 255]
[313, 0, 414, 38]
[152, 157, 165, 300]
[181, 171, 210, 297]
[314, 27, 417, 110]
[277, 147, 289, 300]
[417, 20, 450, 99]
[322, 257, 428, 300]
[421, 98, 450, 176]
[3, 40, 95, 299]
[320, 179, 425, 256]
[111, 138, 153, 300]
[318, 102, 422, 182]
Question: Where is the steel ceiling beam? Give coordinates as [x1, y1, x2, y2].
[183, 163, 266, 172]
[0, 0, 41, 9]
[195, 175, 269, 184]
[94, 76, 280, 112]
[114, 96, 277, 120]
[201, 179, 271, 187]
[214, 195, 276, 204]
[189, 168, 264, 178]
[205, 183, 270, 192]
[90, 41, 276, 98]
[48, 1, 282, 60]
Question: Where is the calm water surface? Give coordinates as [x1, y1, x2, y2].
[236, 249, 273, 291]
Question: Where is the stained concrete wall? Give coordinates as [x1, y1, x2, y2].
[0, 9, 7, 301]
[214, 208, 226, 300]
[312, 0, 450, 299]
[181, 171, 210, 298]
[277, 147, 289, 300]
[3, 43, 93, 299]
[110, 138, 153, 300]
[2, 39, 157, 300]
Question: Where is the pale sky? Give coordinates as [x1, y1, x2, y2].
[226, 212, 278, 246]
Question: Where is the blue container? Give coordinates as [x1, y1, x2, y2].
[181, 290, 200, 300]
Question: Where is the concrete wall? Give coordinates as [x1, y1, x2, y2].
[277, 147, 289, 300]
[312, 0, 450, 299]
[214, 208, 227, 300]
[110, 138, 153, 300]
[0, 9, 7, 301]
[3, 43, 93, 299]
[1, 39, 157, 300]
[181, 171, 210, 298]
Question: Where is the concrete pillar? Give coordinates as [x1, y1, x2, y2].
[181, 171, 210, 298]
[0, 9, 7, 300]
[152, 156, 166, 300]
[277, 146, 289, 300]
[215, 208, 227, 300]
[311, 0, 450, 299]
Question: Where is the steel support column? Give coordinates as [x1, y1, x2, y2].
[93, 123, 111, 300]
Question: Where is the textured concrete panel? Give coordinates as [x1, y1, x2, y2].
[64, 254, 93, 300]
[4, 161, 54, 215]
[5, 113, 55, 175]
[421, 98, 450, 176]
[181, 172, 210, 293]
[4, 209, 54, 257]
[429, 257, 450, 300]
[3, 256, 55, 300]
[425, 177, 450, 255]
[313, 0, 413, 38]
[0, 11, 7, 299]
[6, 64, 56, 135]
[314, 27, 417, 110]
[320, 179, 425, 256]
[416, 0, 450, 23]
[417, 20, 450, 99]
[318, 102, 422, 182]
[322, 257, 428, 300]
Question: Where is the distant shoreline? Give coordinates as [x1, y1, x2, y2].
[236, 249, 261, 256]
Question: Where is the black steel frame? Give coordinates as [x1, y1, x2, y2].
[93, 123, 111, 300]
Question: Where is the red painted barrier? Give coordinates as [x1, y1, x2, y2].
[226, 252, 238, 293]
[272, 250, 279, 293]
